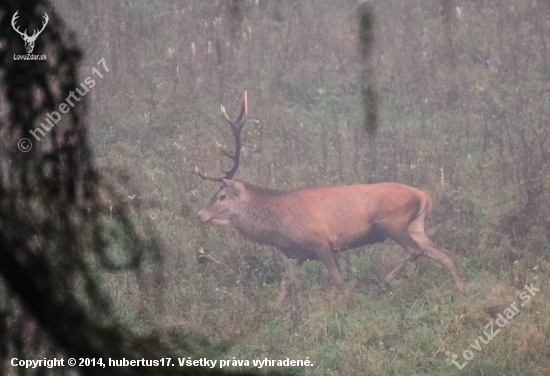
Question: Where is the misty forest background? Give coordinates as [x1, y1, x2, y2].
[1, 0, 550, 375]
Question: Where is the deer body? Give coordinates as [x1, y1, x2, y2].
[196, 91, 463, 294]
[199, 180, 463, 291]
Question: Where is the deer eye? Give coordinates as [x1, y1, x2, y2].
[219, 194, 226, 201]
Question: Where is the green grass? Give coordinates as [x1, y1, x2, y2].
[64, 0, 550, 373]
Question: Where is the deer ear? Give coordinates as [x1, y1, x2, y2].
[223, 179, 244, 195]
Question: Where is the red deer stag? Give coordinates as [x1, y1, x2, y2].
[196, 91, 463, 297]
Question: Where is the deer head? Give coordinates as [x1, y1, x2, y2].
[11, 11, 49, 54]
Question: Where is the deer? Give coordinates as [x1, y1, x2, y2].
[196, 91, 464, 300]
[11, 11, 49, 54]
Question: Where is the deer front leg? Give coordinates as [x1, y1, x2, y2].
[278, 259, 304, 304]
[317, 248, 346, 287]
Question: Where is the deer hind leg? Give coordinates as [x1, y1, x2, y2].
[407, 214, 464, 290]
[379, 231, 424, 292]
[317, 247, 346, 287]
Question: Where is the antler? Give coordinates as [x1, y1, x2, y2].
[11, 11, 48, 39]
[31, 13, 49, 39]
[195, 90, 248, 182]
[11, 11, 26, 38]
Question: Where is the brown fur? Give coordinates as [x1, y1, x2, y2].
[198, 180, 463, 294]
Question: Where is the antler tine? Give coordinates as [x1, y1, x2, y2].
[235, 90, 248, 125]
[11, 11, 26, 37]
[194, 166, 224, 183]
[31, 13, 48, 38]
[221, 90, 248, 129]
[220, 148, 235, 159]
[36, 13, 49, 35]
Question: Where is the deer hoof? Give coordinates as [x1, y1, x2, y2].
[378, 281, 391, 294]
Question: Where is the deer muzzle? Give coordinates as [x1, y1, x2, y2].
[197, 209, 210, 222]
